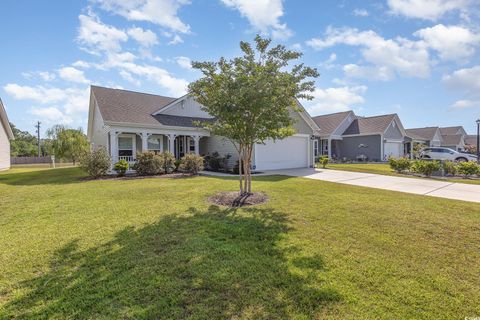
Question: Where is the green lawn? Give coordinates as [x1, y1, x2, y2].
[326, 162, 480, 185]
[1, 167, 479, 319]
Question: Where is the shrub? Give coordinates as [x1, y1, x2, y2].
[113, 159, 129, 177]
[388, 157, 411, 173]
[179, 153, 204, 174]
[174, 159, 181, 172]
[457, 161, 480, 178]
[204, 152, 231, 171]
[157, 151, 176, 174]
[133, 152, 162, 176]
[318, 156, 329, 169]
[442, 161, 457, 176]
[411, 160, 441, 177]
[79, 147, 111, 178]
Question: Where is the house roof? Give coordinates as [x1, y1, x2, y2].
[312, 111, 353, 136]
[405, 127, 439, 141]
[441, 134, 463, 146]
[465, 135, 478, 146]
[0, 99, 14, 140]
[439, 126, 464, 135]
[152, 114, 213, 127]
[91, 85, 177, 125]
[342, 114, 397, 135]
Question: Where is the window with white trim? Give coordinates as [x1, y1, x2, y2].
[148, 136, 162, 154]
[118, 137, 133, 157]
[314, 140, 319, 157]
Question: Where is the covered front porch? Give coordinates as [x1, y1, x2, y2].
[108, 128, 208, 166]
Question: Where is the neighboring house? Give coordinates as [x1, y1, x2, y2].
[313, 111, 406, 161]
[439, 126, 467, 151]
[405, 127, 443, 147]
[0, 99, 15, 171]
[465, 135, 478, 149]
[87, 86, 320, 171]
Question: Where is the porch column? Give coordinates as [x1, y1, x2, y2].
[109, 131, 118, 163]
[141, 132, 149, 153]
[192, 135, 200, 155]
[167, 134, 176, 154]
[327, 138, 332, 159]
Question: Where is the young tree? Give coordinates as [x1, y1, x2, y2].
[9, 122, 38, 157]
[189, 35, 318, 194]
[46, 125, 89, 165]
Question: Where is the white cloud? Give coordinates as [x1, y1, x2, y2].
[443, 65, 480, 109]
[58, 67, 91, 84]
[414, 24, 480, 61]
[221, 0, 292, 39]
[353, 9, 369, 16]
[343, 64, 394, 81]
[175, 56, 192, 69]
[77, 11, 128, 54]
[387, 0, 471, 20]
[30, 107, 73, 124]
[451, 99, 479, 109]
[127, 27, 159, 47]
[119, 70, 141, 86]
[304, 85, 367, 114]
[168, 34, 184, 45]
[94, 0, 191, 34]
[22, 71, 56, 81]
[307, 27, 431, 79]
[4, 84, 90, 127]
[72, 60, 92, 68]
[320, 53, 337, 69]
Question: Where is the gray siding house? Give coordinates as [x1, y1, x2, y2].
[0, 99, 14, 171]
[87, 86, 320, 171]
[312, 111, 406, 161]
[406, 126, 467, 152]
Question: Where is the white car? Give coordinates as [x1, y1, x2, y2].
[420, 147, 478, 162]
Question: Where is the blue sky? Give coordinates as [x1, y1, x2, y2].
[1, 0, 480, 136]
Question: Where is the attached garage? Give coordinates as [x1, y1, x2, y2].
[384, 141, 403, 159]
[254, 135, 310, 171]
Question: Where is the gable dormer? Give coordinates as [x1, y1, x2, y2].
[153, 95, 213, 118]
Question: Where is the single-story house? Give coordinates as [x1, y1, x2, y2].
[87, 86, 320, 171]
[313, 111, 406, 161]
[439, 126, 467, 151]
[0, 99, 14, 171]
[405, 127, 443, 147]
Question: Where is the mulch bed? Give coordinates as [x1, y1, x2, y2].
[80, 173, 192, 181]
[208, 191, 268, 207]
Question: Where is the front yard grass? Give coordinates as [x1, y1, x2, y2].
[326, 162, 480, 185]
[1, 167, 479, 319]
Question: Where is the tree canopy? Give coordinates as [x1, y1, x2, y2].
[189, 35, 318, 194]
[9, 122, 38, 157]
[46, 125, 89, 164]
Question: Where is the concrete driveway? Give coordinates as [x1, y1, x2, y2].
[267, 168, 480, 203]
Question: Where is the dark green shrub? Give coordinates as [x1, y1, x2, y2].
[133, 152, 162, 176]
[442, 161, 457, 176]
[174, 159, 181, 172]
[411, 160, 441, 177]
[113, 159, 129, 177]
[319, 156, 329, 169]
[388, 157, 411, 173]
[79, 147, 111, 178]
[157, 151, 176, 174]
[204, 152, 231, 171]
[457, 161, 480, 178]
[179, 153, 204, 174]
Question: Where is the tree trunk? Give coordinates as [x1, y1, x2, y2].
[238, 144, 244, 194]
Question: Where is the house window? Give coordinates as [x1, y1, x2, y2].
[314, 140, 319, 157]
[188, 137, 195, 152]
[148, 136, 162, 154]
[118, 136, 133, 157]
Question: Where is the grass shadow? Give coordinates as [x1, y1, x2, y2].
[2, 205, 340, 319]
[0, 167, 86, 186]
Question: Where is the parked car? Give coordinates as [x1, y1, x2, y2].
[420, 147, 478, 162]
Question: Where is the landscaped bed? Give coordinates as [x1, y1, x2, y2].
[1, 167, 479, 319]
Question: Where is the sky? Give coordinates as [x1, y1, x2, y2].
[1, 0, 480, 136]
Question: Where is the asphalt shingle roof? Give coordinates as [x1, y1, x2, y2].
[312, 111, 353, 136]
[441, 134, 463, 146]
[465, 135, 478, 146]
[342, 114, 396, 135]
[92, 85, 177, 125]
[439, 126, 464, 135]
[405, 127, 439, 141]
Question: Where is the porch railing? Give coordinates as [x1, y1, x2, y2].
[118, 156, 135, 163]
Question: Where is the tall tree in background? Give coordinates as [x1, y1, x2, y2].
[189, 35, 318, 194]
[46, 125, 89, 165]
[9, 122, 38, 157]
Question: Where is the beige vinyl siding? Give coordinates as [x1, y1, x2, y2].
[90, 102, 108, 150]
[0, 121, 10, 170]
[200, 135, 238, 168]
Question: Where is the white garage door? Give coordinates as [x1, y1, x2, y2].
[255, 136, 309, 170]
[384, 142, 403, 159]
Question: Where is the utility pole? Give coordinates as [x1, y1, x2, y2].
[35, 121, 41, 157]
